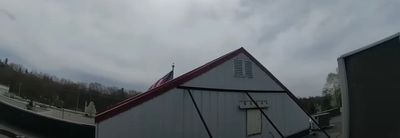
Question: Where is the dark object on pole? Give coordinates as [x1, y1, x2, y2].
[27, 100, 34, 110]
[18, 83, 21, 97]
[76, 92, 80, 111]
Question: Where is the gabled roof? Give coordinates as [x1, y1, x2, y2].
[96, 47, 244, 123]
[339, 32, 400, 59]
[95, 47, 306, 123]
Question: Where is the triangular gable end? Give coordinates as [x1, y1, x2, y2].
[95, 47, 312, 124]
[181, 52, 284, 91]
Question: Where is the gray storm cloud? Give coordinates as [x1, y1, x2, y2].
[0, 0, 399, 97]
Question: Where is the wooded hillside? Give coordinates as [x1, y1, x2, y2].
[0, 58, 139, 112]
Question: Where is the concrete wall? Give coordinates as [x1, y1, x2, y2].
[97, 89, 309, 138]
[339, 35, 400, 138]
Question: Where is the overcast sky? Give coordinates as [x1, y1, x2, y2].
[0, 0, 399, 97]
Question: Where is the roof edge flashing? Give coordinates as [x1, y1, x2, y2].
[95, 47, 245, 123]
[338, 32, 400, 59]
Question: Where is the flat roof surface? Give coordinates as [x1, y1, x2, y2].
[0, 91, 94, 125]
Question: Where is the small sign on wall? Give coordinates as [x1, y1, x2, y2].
[239, 100, 269, 109]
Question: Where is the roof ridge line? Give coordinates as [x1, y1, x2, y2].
[96, 47, 244, 122]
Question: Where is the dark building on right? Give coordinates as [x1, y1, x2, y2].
[338, 33, 400, 138]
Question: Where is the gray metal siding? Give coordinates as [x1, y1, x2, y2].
[98, 89, 190, 138]
[97, 89, 309, 138]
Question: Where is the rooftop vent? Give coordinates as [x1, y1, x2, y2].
[234, 59, 253, 78]
[234, 59, 244, 78]
[245, 60, 253, 78]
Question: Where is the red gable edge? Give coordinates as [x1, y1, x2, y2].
[95, 47, 244, 123]
[95, 47, 327, 136]
[95, 47, 326, 136]
[95, 47, 315, 127]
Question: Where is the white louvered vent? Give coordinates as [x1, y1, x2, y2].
[245, 60, 253, 78]
[234, 59, 244, 78]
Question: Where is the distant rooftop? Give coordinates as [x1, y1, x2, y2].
[339, 32, 400, 59]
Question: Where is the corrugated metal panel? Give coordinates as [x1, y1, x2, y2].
[97, 89, 309, 138]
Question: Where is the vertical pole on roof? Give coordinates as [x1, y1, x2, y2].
[187, 89, 213, 138]
[245, 92, 285, 138]
[171, 63, 175, 78]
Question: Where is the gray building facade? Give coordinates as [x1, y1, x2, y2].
[96, 48, 316, 138]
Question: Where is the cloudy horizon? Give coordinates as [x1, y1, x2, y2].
[0, 0, 399, 97]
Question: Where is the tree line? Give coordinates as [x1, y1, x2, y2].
[298, 72, 342, 115]
[0, 58, 139, 112]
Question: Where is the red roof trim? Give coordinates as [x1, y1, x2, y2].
[96, 47, 328, 136]
[95, 47, 328, 136]
[95, 47, 244, 123]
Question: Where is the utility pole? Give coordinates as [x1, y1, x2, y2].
[76, 92, 80, 111]
[18, 82, 22, 97]
[61, 101, 64, 119]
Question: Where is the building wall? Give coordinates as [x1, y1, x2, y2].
[97, 51, 311, 137]
[340, 36, 400, 138]
[97, 89, 309, 138]
[182, 53, 284, 91]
